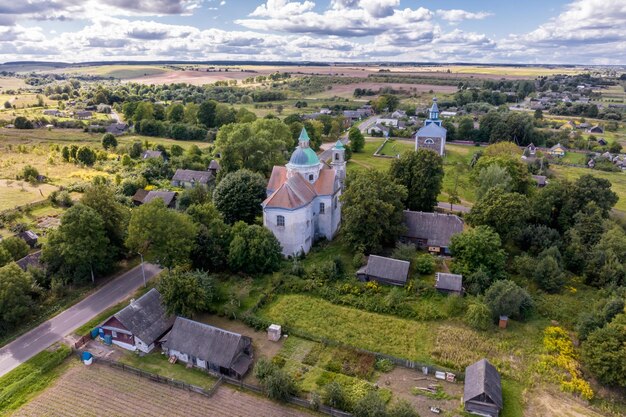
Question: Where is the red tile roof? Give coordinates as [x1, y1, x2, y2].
[314, 169, 336, 195]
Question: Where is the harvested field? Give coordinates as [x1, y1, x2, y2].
[0, 180, 58, 211]
[14, 362, 312, 417]
[314, 82, 457, 99]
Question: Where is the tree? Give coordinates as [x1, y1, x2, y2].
[389, 149, 444, 212]
[348, 127, 365, 153]
[465, 301, 493, 330]
[484, 280, 533, 320]
[341, 170, 407, 253]
[353, 391, 387, 417]
[101, 133, 118, 150]
[166, 103, 185, 123]
[449, 226, 506, 285]
[20, 165, 39, 182]
[476, 164, 512, 199]
[158, 268, 214, 317]
[1, 236, 29, 261]
[264, 369, 298, 402]
[126, 199, 197, 269]
[215, 104, 237, 127]
[213, 169, 267, 224]
[323, 382, 347, 410]
[76, 146, 96, 166]
[81, 184, 129, 253]
[42, 204, 112, 283]
[467, 188, 530, 240]
[533, 247, 566, 293]
[534, 109, 543, 119]
[61, 146, 70, 161]
[0, 246, 12, 268]
[133, 101, 154, 122]
[197, 100, 217, 128]
[457, 117, 474, 139]
[187, 203, 232, 272]
[582, 314, 626, 388]
[228, 222, 282, 274]
[472, 154, 532, 195]
[14, 116, 33, 129]
[0, 263, 35, 335]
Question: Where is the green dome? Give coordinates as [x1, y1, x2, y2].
[289, 146, 320, 166]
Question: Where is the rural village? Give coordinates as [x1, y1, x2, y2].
[0, 1, 626, 417]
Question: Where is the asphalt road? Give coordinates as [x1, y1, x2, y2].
[318, 115, 378, 161]
[0, 262, 162, 377]
[437, 202, 471, 213]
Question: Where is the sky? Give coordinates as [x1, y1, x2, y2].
[0, 0, 625, 65]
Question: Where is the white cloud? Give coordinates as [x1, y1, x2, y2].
[435, 9, 492, 23]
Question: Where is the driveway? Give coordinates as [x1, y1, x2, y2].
[0, 263, 162, 377]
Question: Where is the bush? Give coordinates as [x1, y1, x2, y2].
[20, 165, 39, 182]
[464, 302, 493, 330]
[14, 116, 33, 129]
[101, 133, 118, 150]
[484, 280, 533, 321]
[352, 252, 366, 269]
[374, 358, 395, 373]
[324, 381, 348, 410]
[353, 391, 387, 417]
[391, 243, 416, 264]
[414, 253, 435, 275]
[387, 400, 419, 417]
[254, 358, 276, 382]
[264, 369, 298, 402]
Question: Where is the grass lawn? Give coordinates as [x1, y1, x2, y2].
[0, 343, 71, 414]
[118, 351, 217, 390]
[561, 152, 587, 165]
[551, 165, 626, 212]
[0, 180, 58, 211]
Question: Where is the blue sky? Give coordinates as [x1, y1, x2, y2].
[1, 0, 625, 64]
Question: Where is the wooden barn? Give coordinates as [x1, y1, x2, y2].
[463, 359, 503, 417]
[435, 273, 463, 295]
[162, 317, 253, 380]
[356, 255, 410, 286]
[100, 289, 174, 353]
[402, 211, 464, 254]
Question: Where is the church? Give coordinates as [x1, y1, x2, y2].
[262, 128, 345, 256]
[415, 97, 447, 156]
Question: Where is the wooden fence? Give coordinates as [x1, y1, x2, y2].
[79, 353, 352, 417]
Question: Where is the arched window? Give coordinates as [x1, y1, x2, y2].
[425, 138, 435, 145]
[309, 174, 314, 181]
[277, 215, 285, 227]
[335, 153, 339, 160]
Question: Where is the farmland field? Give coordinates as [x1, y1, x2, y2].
[311, 82, 457, 99]
[13, 362, 312, 417]
[0, 180, 58, 211]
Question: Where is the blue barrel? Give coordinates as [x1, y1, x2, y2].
[81, 351, 93, 361]
[90, 328, 99, 339]
[99, 328, 105, 338]
[104, 334, 112, 345]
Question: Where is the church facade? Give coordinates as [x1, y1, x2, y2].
[263, 128, 344, 256]
[415, 97, 447, 156]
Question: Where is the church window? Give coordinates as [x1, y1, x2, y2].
[425, 138, 435, 145]
[334, 153, 339, 160]
[309, 174, 314, 181]
[319, 202, 325, 214]
[277, 215, 285, 227]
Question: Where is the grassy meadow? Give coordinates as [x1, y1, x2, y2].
[552, 164, 626, 212]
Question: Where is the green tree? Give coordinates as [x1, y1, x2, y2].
[197, 100, 217, 128]
[215, 104, 237, 127]
[472, 154, 532, 195]
[166, 103, 185, 123]
[1, 236, 29, 261]
[187, 203, 232, 272]
[126, 199, 196, 268]
[476, 164, 512, 199]
[183, 103, 199, 124]
[389, 149, 444, 212]
[264, 369, 298, 402]
[215, 119, 291, 175]
[450, 226, 506, 283]
[213, 169, 267, 224]
[582, 314, 626, 388]
[534, 109, 543, 119]
[61, 146, 70, 161]
[0, 263, 35, 335]
[341, 170, 407, 253]
[484, 280, 533, 320]
[42, 204, 112, 283]
[81, 184, 129, 252]
[348, 127, 365, 153]
[158, 268, 213, 317]
[133, 101, 154, 122]
[20, 165, 39, 182]
[228, 222, 283, 274]
[467, 189, 530, 240]
[353, 391, 387, 417]
[0, 246, 12, 268]
[101, 133, 118, 150]
[465, 301, 493, 330]
[533, 247, 566, 293]
[14, 116, 33, 129]
[457, 117, 474, 139]
[76, 146, 96, 166]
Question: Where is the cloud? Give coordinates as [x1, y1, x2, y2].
[435, 9, 492, 23]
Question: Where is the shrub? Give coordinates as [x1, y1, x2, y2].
[264, 369, 298, 402]
[254, 358, 276, 382]
[20, 165, 39, 182]
[484, 280, 533, 321]
[374, 358, 395, 373]
[386, 400, 419, 417]
[353, 391, 387, 417]
[464, 302, 493, 330]
[352, 252, 366, 269]
[414, 253, 435, 275]
[324, 381, 348, 410]
[391, 243, 416, 264]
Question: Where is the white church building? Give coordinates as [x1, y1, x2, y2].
[263, 128, 344, 256]
[415, 97, 447, 156]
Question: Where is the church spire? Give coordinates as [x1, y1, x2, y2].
[429, 97, 439, 120]
[298, 127, 310, 148]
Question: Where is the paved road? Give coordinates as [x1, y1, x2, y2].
[437, 202, 471, 213]
[0, 263, 162, 377]
[318, 115, 378, 161]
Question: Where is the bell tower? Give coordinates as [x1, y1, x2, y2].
[331, 140, 346, 188]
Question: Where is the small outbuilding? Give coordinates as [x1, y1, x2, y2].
[17, 230, 39, 247]
[141, 150, 163, 160]
[435, 273, 463, 295]
[142, 191, 177, 208]
[100, 289, 174, 353]
[402, 210, 464, 254]
[531, 175, 547, 187]
[16, 251, 43, 271]
[171, 169, 214, 189]
[208, 159, 221, 177]
[588, 125, 604, 134]
[356, 255, 410, 286]
[162, 317, 253, 379]
[464, 359, 503, 417]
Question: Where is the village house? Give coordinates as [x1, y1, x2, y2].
[525, 143, 537, 156]
[132, 190, 177, 208]
[162, 317, 253, 380]
[402, 211, 464, 255]
[375, 117, 399, 127]
[597, 138, 608, 146]
[391, 110, 406, 119]
[132, 189, 149, 206]
[547, 143, 566, 157]
[588, 125, 604, 134]
[141, 150, 164, 160]
[43, 109, 62, 117]
[356, 255, 410, 286]
[208, 159, 221, 178]
[16, 251, 43, 272]
[263, 128, 344, 256]
[440, 111, 457, 118]
[415, 98, 447, 156]
[106, 122, 129, 135]
[171, 169, 213, 189]
[100, 289, 174, 353]
[74, 110, 92, 120]
[463, 359, 503, 417]
[435, 273, 463, 295]
[367, 123, 390, 136]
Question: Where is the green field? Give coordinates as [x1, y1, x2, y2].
[552, 165, 626, 212]
[55, 65, 169, 79]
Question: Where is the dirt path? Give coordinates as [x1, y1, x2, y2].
[525, 390, 607, 417]
[13, 362, 313, 417]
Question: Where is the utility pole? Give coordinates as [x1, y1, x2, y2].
[139, 252, 147, 287]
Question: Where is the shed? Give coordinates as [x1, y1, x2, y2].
[142, 191, 177, 208]
[588, 125, 604, 134]
[208, 159, 221, 177]
[171, 169, 213, 188]
[16, 251, 43, 271]
[162, 317, 253, 379]
[100, 289, 174, 353]
[132, 189, 149, 206]
[356, 255, 410, 286]
[17, 230, 39, 247]
[435, 273, 463, 295]
[464, 359, 503, 417]
[141, 150, 163, 160]
[531, 175, 547, 187]
[402, 210, 464, 254]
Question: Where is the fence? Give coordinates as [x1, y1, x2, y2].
[79, 352, 352, 417]
[73, 335, 90, 350]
